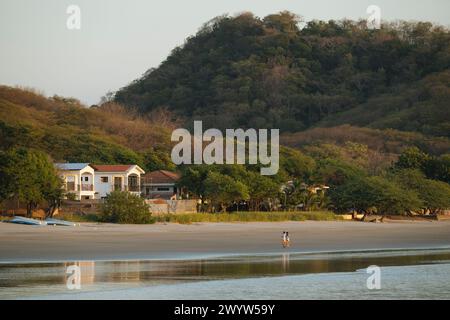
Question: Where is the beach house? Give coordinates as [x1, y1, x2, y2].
[55, 163, 96, 200]
[55, 163, 145, 200]
[91, 164, 145, 199]
[141, 170, 181, 199]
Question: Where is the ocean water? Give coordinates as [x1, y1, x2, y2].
[0, 249, 449, 299]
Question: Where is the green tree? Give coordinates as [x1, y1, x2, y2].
[44, 183, 64, 218]
[0, 148, 62, 217]
[287, 182, 328, 211]
[0, 150, 15, 202]
[279, 147, 316, 181]
[395, 147, 430, 170]
[395, 148, 450, 184]
[313, 159, 366, 186]
[329, 175, 421, 217]
[100, 191, 151, 224]
[423, 154, 450, 184]
[367, 176, 422, 215]
[177, 165, 212, 198]
[393, 169, 450, 214]
[328, 177, 376, 216]
[244, 171, 279, 211]
[204, 172, 249, 212]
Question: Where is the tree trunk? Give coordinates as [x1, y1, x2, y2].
[46, 201, 58, 219]
[26, 203, 31, 218]
[26, 202, 35, 218]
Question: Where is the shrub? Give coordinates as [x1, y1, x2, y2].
[152, 211, 339, 224]
[65, 192, 77, 201]
[57, 213, 99, 223]
[100, 191, 152, 224]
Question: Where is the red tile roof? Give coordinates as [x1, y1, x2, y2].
[142, 170, 180, 184]
[91, 164, 134, 172]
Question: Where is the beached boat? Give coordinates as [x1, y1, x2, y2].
[45, 218, 77, 227]
[7, 216, 47, 225]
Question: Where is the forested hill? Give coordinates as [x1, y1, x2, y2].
[0, 86, 174, 171]
[114, 12, 450, 138]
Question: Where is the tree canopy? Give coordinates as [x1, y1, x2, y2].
[115, 13, 450, 137]
[0, 148, 62, 217]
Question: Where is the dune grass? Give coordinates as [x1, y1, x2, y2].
[43, 211, 341, 224]
[56, 213, 100, 223]
[153, 211, 341, 224]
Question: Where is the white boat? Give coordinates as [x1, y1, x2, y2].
[45, 218, 77, 227]
[7, 216, 47, 225]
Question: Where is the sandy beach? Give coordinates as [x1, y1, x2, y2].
[1, 220, 450, 262]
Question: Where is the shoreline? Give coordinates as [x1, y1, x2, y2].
[1, 220, 450, 263]
[2, 246, 450, 265]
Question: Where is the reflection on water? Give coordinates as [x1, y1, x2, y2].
[1, 249, 450, 299]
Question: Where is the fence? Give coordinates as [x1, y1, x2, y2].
[145, 199, 197, 215]
[58, 199, 101, 215]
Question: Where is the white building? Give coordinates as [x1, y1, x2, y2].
[55, 163, 96, 200]
[91, 164, 145, 199]
[55, 163, 145, 200]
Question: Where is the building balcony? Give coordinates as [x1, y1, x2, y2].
[63, 183, 94, 192]
[110, 185, 140, 192]
[80, 184, 94, 191]
[126, 185, 141, 192]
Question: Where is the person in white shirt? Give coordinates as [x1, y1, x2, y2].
[282, 231, 288, 248]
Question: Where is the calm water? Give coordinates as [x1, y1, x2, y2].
[1, 249, 450, 299]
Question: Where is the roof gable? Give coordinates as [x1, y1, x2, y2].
[91, 164, 145, 174]
[142, 170, 180, 184]
[91, 164, 134, 172]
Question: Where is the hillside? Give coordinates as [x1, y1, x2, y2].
[2, 84, 449, 182]
[1, 12, 449, 177]
[281, 125, 450, 155]
[114, 12, 450, 140]
[0, 86, 173, 170]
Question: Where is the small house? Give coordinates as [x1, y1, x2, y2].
[141, 170, 181, 199]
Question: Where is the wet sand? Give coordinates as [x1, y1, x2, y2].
[1, 220, 450, 262]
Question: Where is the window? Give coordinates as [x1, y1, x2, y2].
[101, 177, 108, 183]
[82, 177, 89, 182]
[157, 187, 170, 191]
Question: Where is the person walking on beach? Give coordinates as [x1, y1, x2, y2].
[282, 231, 290, 248]
[285, 232, 290, 248]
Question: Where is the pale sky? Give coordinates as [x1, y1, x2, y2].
[1, 0, 449, 105]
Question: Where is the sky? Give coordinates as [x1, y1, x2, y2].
[1, 0, 449, 105]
